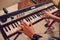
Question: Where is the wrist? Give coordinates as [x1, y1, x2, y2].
[31, 34, 42, 40]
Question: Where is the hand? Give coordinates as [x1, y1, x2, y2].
[17, 20, 35, 38]
[41, 10, 53, 19]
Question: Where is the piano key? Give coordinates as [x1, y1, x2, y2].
[27, 17, 30, 22]
[34, 14, 38, 18]
[9, 25, 16, 35]
[12, 23, 17, 28]
[36, 13, 40, 17]
[30, 16, 34, 21]
[28, 16, 32, 20]
[5, 27, 10, 32]
[11, 24, 15, 28]
[25, 18, 29, 22]
[49, 7, 58, 13]
[7, 26, 11, 30]
[14, 22, 21, 31]
[52, 6, 55, 9]
[33, 14, 42, 22]
[29, 16, 34, 22]
[17, 21, 23, 30]
[34, 14, 37, 18]
[23, 19, 30, 25]
[3, 27, 9, 36]
[15, 22, 19, 27]
[4, 27, 8, 32]
[46, 9, 50, 12]
[32, 15, 35, 19]
[19, 20, 23, 23]
[14, 23, 17, 27]
[17, 21, 21, 25]
[49, 8, 53, 11]
[5, 26, 11, 35]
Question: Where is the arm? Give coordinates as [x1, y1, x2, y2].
[42, 10, 60, 22]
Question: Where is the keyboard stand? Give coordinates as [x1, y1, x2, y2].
[14, 32, 22, 40]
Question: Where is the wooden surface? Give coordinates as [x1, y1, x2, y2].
[0, 0, 19, 10]
[18, 0, 34, 10]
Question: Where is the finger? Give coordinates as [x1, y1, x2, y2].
[41, 15, 45, 18]
[17, 27, 23, 32]
[29, 21, 32, 26]
[21, 19, 28, 26]
[18, 24, 24, 29]
[42, 10, 49, 14]
[41, 10, 46, 14]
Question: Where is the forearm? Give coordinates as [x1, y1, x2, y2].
[50, 14, 60, 22]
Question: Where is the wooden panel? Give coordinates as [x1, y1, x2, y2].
[18, 0, 34, 10]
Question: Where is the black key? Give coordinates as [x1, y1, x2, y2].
[49, 8, 52, 11]
[4, 27, 8, 32]
[7, 26, 11, 30]
[27, 17, 30, 21]
[46, 9, 50, 12]
[36, 13, 40, 17]
[14, 23, 17, 27]
[32, 15, 35, 19]
[28, 16, 32, 20]
[25, 18, 29, 22]
[15, 22, 19, 27]
[52, 6, 55, 9]
[19, 20, 22, 23]
[11, 24, 15, 28]
[34, 14, 37, 18]
[38, 13, 41, 16]
[16, 21, 20, 25]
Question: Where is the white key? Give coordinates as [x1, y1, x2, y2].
[9, 25, 15, 35]
[30, 16, 35, 22]
[49, 8, 53, 13]
[14, 22, 22, 32]
[11, 23, 18, 33]
[3, 28, 9, 35]
[49, 6, 58, 13]
[23, 19, 30, 25]
[33, 15, 41, 22]
[29, 16, 34, 22]
[3, 27, 9, 36]
[50, 8, 58, 13]
[17, 21, 20, 24]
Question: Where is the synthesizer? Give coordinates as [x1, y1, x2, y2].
[0, 2, 59, 40]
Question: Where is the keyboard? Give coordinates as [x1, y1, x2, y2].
[0, 2, 59, 40]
